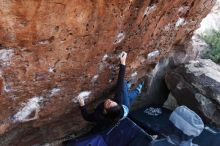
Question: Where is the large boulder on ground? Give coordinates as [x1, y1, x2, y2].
[165, 59, 220, 127]
[0, 0, 216, 145]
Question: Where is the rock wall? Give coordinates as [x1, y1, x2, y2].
[165, 59, 220, 127]
[0, 0, 216, 145]
[192, 0, 220, 60]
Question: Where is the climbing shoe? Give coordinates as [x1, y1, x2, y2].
[136, 81, 144, 94]
[126, 81, 132, 90]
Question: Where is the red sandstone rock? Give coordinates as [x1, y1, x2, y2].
[0, 0, 216, 145]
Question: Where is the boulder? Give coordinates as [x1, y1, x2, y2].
[166, 59, 220, 126]
[0, 0, 216, 145]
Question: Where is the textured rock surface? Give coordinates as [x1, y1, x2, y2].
[192, 0, 220, 60]
[0, 0, 216, 145]
[166, 59, 220, 126]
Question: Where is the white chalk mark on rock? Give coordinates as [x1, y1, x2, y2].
[102, 54, 109, 62]
[175, 18, 186, 28]
[98, 54, 109, 71]
[4, 85, 12, 93]
[144, 5, 156, 16]
[73, 91, 91, 103]
[0, 49, 14, 66]
[49, 88, 61, 97]
[114, 32, 125, 44]
[178, 6, 189, 14]
[91, 75, 99, 83]
[131, 72, 138, 78]
[48, 67, 55, 73]
[164, 23, 172, 31]
[13, 96, 43, 122]
[39, 40, 49, 45]
[147, 50, 160, 60]
[78, 91, 91, 98]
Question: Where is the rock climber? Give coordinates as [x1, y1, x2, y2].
[76, 51, 144, 130]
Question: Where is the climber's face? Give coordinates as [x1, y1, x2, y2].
[104, 99, 118, 109]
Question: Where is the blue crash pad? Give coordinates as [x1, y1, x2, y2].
[65, 117, 152, 146]
[129, 106, 220, 146]
[193, 127, 220, 146]
[71, 135, 107, 146]
[129, 106, 172, 136]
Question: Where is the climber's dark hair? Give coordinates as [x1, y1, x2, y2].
[105, 105, 123, 123]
